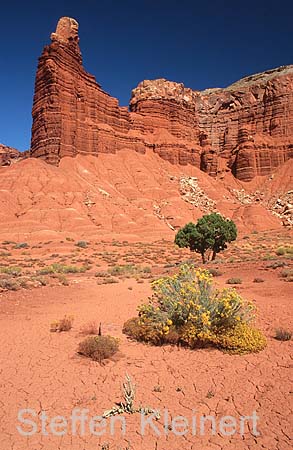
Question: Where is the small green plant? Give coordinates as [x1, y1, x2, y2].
[78, 335, 119, 363]
[275, 328, 292, 341]
[175, 213, 237, 263]
[50, 315, 74, 332]
[226, 278, 242, 285]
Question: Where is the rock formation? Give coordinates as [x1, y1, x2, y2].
[0, 144, 26, 166]
[30, 17, 292, 181]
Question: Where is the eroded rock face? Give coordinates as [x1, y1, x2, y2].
[131, 70, 293, 181]
[0, 144, 25, 166]
[31, 17, 293, 181]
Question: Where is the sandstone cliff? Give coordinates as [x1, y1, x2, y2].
[30, 17, 292, 181]
[0, 144, 26, 166]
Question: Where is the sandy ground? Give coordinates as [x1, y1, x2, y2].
[0, 243, 292, 450]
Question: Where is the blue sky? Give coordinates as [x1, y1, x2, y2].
[0, 0, 292, 151]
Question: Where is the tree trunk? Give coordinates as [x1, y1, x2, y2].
[201, 252, 206, 264]
[211, 250, 217, 261]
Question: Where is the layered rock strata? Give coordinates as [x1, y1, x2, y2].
[30, 17, 293, 181]
[0, 144, 26, 166]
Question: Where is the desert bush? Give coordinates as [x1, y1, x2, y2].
[226, 278, 242, 285]
[266, 261, 286, 269]
[50, 315, 74, 332]
[78, 335, 119, 362]
[14, 242, 29, 249]
[280, 268, 293, 281]
[0, 278, 20, 290]
[207, 267, 223, 277]
[274, 328, 292, 341]
[275, 246, 286, 256]
[75, 240, 88, 248]
[123, 265, 264, 354]
[108, 264, 136, 276]
[122, 317, 164, 345]
[253, 278, 264, 283]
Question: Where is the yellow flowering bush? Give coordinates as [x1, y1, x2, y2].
[123, 264, 266, 354]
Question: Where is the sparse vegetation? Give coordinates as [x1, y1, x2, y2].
[37, 263, 89, 276]
[0, 266, 22, 276]
[50, 315, 74, 332]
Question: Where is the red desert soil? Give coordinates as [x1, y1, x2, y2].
[0, 243, 292, 450]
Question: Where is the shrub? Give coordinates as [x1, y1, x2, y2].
[14, 242, 29, 249]
[122, 317, 164, 345]
[266, 261, 286, 269]
[78, 335, 119, 362]
[175, 213, 237, 263]
[123, 265, 264, 354]
[226, 278, 242, 285]
[275, 328, 292, 341]
[75, 241, 88, 248]
[253, 278, 264, 283]
[50, 315, 74, 332]
[275, 247, 286, 256]
[280, 269, 293, 282]
[0, 278, 20, 290]
[108, 264, 136, 277]
[207, 268, 223, 277]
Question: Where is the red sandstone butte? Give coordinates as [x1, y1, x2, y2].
[30, 17, 293, 181]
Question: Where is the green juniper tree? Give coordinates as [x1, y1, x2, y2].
[175, 213, 237, 263]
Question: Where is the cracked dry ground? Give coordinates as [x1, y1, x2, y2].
[0, 268, 292, 450]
